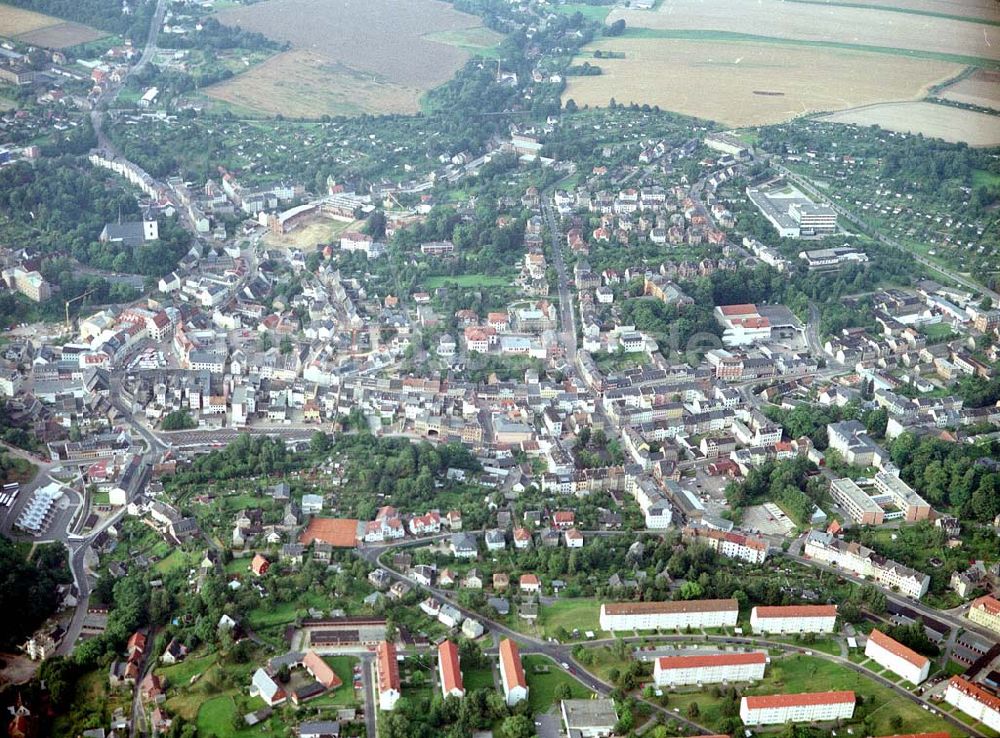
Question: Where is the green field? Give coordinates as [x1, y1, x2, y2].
[540, 598, 602, 640]
[158, 651, 218, 686]
[973, 169, 1000, 188]
[620, 27, 1000, 69]
[423, 27, 503, 58]
[553, 3, 615, 22]
[523, 655, 593, 713]
[919, 321, 959, 341]
[154, 548, 197, 574]
[309, 655, 360, 706]
[423, 274, 511, 288]
[786, 0, 1000, 26]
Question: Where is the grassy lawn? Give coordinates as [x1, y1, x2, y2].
[197, 695, 239, 737]
[540, 598, 602, 640]
[522, 655, 593, 714]
[314, 655, 360, 706]
[92, 490, 110, 505]
[158, 651, 218, 686]
[464, 665, 496, 692]
[248, 592, 332, 628]
[769, 635, 842, 656]
[919, 321, 958, 341]
[580, 645, 632, 683]
[154, 548, 196, 575]
[973, 169, 1000, 188]
[423, 274, 511, 289]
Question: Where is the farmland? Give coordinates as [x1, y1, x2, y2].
[210, 0, 501, 116]
[563, 38, 959, 126]
[608, 0, 1000, 63]
[818, 101, 1000, 146]
[938, 68, 1000, 110]
[0, 5, 105, 48]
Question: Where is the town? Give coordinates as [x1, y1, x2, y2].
[0, 0, 999, 737]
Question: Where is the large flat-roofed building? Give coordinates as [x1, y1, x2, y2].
[945, 676, 1000, 731]
[872, 471, 931, 522]
[599, 599, 739, 632]
[499, 638, 528, 706]
[704, 132, 749, 158]
[798, 247, 868, 271]
[864, 630, 929, 685]
[750, 605, 837, 635]
[969, 595, 1000, 635]
[560, 698, 618, 738]
[746, 182, 837, 239]
[827, 420, 886, 468]
[652, 651, 766, 686]
[829, 478, 884, 525]
[376, 641, 400, 711]
[788, 202, 837, 234]
[739, 691, 855, 725]
[2, 267, 52, 302]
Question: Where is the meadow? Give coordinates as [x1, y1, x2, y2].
[608, 0, 1000, 63]
[0, 5, 105, 48]
[818, 101, 1000, 146]
[209, 0, 500, 116]
[563, 38, 959, 126]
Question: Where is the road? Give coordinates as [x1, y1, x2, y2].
[772, 161, 1000, 304]
[541, 200, 578, 364]
[356, 545, 716, 736]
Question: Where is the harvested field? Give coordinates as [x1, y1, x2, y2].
[609, 0, 1000, 63]
[213, 0, 499, 115]
[563, 38, 960, 126]
[818, 101, 1000, 146]
[938, 69, 1000, 110]
[790, 0, 1000, 23]
[204, 50, 423, 116]
[0, 5, 105, 47]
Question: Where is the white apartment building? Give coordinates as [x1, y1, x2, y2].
[653, 651, 766, 686]
[864, 630, 929, 685]
[740, 691, 855, 725]
[376, 640, 400, 711]
[945, 677, 1000, 732]
[750, 605, 837, 635]
[599, 599, 739, 632]
[499, 639, 528, 706]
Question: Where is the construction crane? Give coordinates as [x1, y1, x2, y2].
[65, 287, 98, 332]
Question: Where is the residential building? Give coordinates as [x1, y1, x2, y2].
[250, 668, 286, 707]
[682, 525, 768, 564]
[653, 651, 766, 686]
[499, 638, 528, 706]
[750, 605, 837, 635]
[944, 677, 1000, 731]
[438, 640, 465, 698]
[739, 691, 855, 725]
[599, 599, 739, 631]
[803, 530, 929, 599]
[864, 630, 930, 685]
[968, 595, 1000, 635]
[376, 641, 401, 711]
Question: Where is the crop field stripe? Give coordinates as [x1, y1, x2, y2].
[621, 28, 1000, 69]
[784, 0, 1000, 27]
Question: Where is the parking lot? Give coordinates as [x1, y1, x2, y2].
[741, 503, 797, 537]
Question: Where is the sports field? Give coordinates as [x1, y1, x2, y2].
[818, 101, 1000, 146]
[608, 0, 1000, 63]
[564, 38, 959, 126]
[0, 5, 105, 48]
[211, 0, 500, 116]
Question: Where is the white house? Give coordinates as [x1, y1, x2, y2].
[653, 651, 766, 687]
[376, 641, 400, 710]
[864, 630, 930, 685]
[739, 691, 855, 725]
[750, 605, 837, 635]
[499, 639, 528, 706]
[599, 599, 739, 632]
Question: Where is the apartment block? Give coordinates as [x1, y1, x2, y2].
[740, 691, 855, 725]
[599, 599, 739, 632]
[653, 651, 766, 686]
[750, 605, 837, 635]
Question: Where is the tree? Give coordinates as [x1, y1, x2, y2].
[554, 682, 573, 700]
[310, 431, 332, 456]
[499, 715, 534, 738]
[161, 410, 196, 431]
[686, 702, 700, 718]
